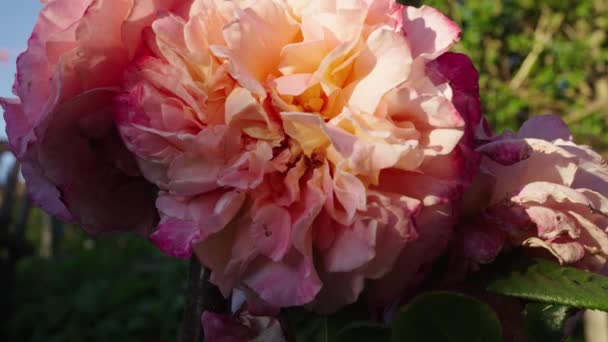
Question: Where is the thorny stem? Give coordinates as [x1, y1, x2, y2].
[178, 256, 229, 342]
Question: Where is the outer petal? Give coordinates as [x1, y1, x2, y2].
[18, 90, 157, 234]
[401, 5, 461, 59]
[429, 52, 483, 144]
[243, 250, 322, 307]
[323, 219, 377, 272]
[513, 182, 591, 208]
[524, 237, 585, 264]
[150, 218, 201, 259]
[517, 114, 571, 141]
[151, 190, 246, 258]
[368, 202, 456, 305]
[3, 0, 159, 235]
[525, 206, 579, 240]
[481, 140, 579, 204]
[250, 204, 292, 261]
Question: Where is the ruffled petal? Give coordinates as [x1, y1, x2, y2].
[243, 250, 322, 307]
[402, 6, 461, 59]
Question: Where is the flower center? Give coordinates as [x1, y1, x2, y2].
[292, 84, 328, 115]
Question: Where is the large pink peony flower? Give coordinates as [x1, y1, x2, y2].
[2, 0, 481, 311]
[458, 115, 608, 273]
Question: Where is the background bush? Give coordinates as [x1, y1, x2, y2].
[5, 221, 186, 342]
[419, 0, 608, 152]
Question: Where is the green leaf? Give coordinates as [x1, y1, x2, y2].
[485, 257, 608, 311]
[391, 291, 502, 342]
[334, 322, 390, 342]
[524, 303, 573, 342]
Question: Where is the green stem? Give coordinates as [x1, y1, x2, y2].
[178, 256, 228, 342]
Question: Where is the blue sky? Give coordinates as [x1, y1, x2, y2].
[0, 1, 43, 136]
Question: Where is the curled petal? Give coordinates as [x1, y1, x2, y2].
[348, 27, 412, 114]
[524, 237, 585, 264]
[525, 206, 579, 240]
[513, 182, 591, 208]
[402, 5, 461, 59]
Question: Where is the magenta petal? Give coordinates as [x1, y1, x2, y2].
[150, 219, 200, 259]
[201, 311, 255, 342]
[517, 114, 571, 141]
[430, 52, 483, 143]
[478, 139, 533, 166]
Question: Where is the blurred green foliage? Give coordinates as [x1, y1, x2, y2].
[5, 225, 187, 342]
[419, 0, 608, 152]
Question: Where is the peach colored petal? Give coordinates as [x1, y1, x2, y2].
[273, 74, 313, 96]
[349, 27, 412, 115]
[219, 0, 299, 83]
[122, 0, 181, 58]
[281, 112, 330, 155]
[300, 3, 367, 43]
[312, 38, 363, 95]
[402, 5, 461, 59]
[279, 40, 329, 75]
[225, 87, 282, 140]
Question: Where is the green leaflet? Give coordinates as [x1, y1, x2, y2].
[524, 303, 573, 342]
[486, 257, 608, 311]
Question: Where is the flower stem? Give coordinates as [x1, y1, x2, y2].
[178, 256, 228, 342]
